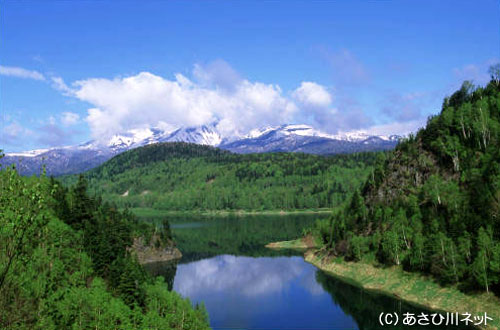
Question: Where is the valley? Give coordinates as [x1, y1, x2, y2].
[2, 2, 499, 329]
[3, 79, 500, 329]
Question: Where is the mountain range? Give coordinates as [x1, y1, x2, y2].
[1, 123, 400, 176]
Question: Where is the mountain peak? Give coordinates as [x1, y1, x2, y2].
[2, 123, 401, 176]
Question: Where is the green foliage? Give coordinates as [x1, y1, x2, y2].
[60, 143, 379, 212]
[0, 169, 48, 290]
[348, 234, 370, 261]
[46, 278, 136, 329]
[320, 77, 500, 296]
[471, 227, 500, 293]
[0, 166, 210, 329]
[142, 278, 210, 330]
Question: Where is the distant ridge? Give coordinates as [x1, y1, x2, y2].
[1, 123, 401, 176]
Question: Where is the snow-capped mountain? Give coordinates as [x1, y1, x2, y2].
[164, 125, 223, 146]
[102, 125, 224, 151]
[6, 148, 51, 158]
[220, 124, 400, 154]
[1, 123, 401, 176]
[244, 124, 399, 143]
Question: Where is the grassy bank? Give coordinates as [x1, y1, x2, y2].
[304, 249, 500, 330]
[129, 207, 333, 218]
[265, 235, 320, 249]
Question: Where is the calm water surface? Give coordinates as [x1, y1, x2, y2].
[142, 214, 472, 330]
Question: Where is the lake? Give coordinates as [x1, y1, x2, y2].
[142, 213, 472, 330]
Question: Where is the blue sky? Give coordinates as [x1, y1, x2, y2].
[1, 0, 499, 152]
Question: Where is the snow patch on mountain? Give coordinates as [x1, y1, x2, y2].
[165, 125, 222, 146]
[6, 148, 51, 158]
[244, 124, 397, 142]
[2, 123, 402, 176]
[6, 123, 400, 157]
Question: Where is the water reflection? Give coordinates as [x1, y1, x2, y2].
[168, 214, 326, 262]
[171, 255, 474, 330]
[176, 255, 307, 297]
[142, 259, 178, 290]
[173, 255, 358, 330]
[139, 214, 474, 330]
[315, 271, 474, 330]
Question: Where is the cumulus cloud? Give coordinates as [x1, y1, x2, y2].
[292, 82, 332, 108]
[290, 82, 351, 132]
[0, 65, 45, 81]
[60, 112, 80, 126]
[49, 60, 381, 140]
[63, 65, 299, 140]
[193, 59, 242, 91]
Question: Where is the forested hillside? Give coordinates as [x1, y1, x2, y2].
[63, 143, 379, 211]
[0, 163, 210, 329]
[316, 76, 500, 295]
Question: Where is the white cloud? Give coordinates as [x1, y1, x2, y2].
[174, 255, 316, 298]
[0, 65, 45, 81]
[51, 60, 395, 140]
[355, 118, 425, 137]
[61, 112, 80, 126]
[0, 120, 34, 146]
[193, 59, 242, 90]
[292, 82, 332, 108]
[50, 76, 73, 95]
[4, 122, 27, 137]
[67, 67, 299, 141]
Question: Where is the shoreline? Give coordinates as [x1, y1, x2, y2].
[129, 207, 333, 217]
[265, 236, 318, 249]
[304, 249, 500, 330]
[266, 241, 500, 329]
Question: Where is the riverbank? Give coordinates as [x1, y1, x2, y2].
[303, 249, 500, 330]
[265, 235, 319, 249]
[129, 207, 333, 218]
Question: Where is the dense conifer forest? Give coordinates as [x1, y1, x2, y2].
[62, 144, 379, 211]
[313, 75, 500, 295]
[0, 164, 210, 329]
